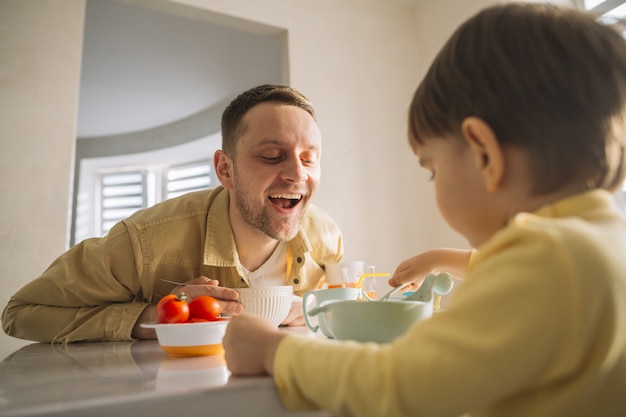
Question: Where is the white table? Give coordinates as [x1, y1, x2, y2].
[0, 330, 330, 417]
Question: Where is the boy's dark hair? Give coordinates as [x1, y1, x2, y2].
[221, 84, 316, 157]
[409, 3, 626, 194]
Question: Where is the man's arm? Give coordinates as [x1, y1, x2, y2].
[2, 223, 146, 343]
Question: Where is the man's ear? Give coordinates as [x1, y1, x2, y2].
[461, 117, 504, 192]
[214, 149, 234, 190]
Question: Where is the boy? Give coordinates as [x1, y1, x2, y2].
[223, 4, 626, 416]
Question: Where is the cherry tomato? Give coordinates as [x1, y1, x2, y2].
[187, 317, 209, 323]
[157, 294, 190, 323]
[188, 295, 222, 321]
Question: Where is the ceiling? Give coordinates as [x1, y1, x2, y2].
[78, 0, 617, 139]
[77, 0, 284, 139]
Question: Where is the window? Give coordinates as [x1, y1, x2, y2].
[95, 160, 215, 237]
[617, 180, 626, 211]
[98, 169, 147, 236]
[73, 133, 220, 244]
[582, 0, 626, 210]
[166, 161, 213, 199]
[583, 0, 626, 38]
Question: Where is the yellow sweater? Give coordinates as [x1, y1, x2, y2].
[274, 190, 626, 417]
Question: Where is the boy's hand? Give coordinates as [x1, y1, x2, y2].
[389, 249, 471, 288]
[389, 254, 434, 289]
[223, 314, 286, 376]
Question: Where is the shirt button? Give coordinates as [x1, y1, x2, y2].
[297, 257, 303, 263]
[293, 278, 299, 284]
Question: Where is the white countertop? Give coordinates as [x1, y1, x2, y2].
[0, 329, 330, 417]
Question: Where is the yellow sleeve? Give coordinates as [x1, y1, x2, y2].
[274, 334, 393, 415]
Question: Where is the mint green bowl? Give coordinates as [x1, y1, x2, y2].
[307, 299, 433, 344]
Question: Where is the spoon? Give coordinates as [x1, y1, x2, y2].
[404, 272, 454, 302]
[160, 279, 191, 286]
[378, 272, 454, 302]
[377, 284, 406, 302]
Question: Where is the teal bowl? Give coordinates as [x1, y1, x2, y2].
[307, 299, 432, 343]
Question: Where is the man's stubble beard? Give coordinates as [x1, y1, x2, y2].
[231, 167, 303, 241]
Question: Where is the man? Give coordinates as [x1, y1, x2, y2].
[2, 84, 343, 343]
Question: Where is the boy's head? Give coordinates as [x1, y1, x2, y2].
[409, 3, 626, 195]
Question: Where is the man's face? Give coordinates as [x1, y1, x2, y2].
[218, 102, 322, 241]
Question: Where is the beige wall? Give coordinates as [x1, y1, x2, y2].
[0, 1, 85, 358]
[0, 0, 502, 359]
[172, 0, 474, 263]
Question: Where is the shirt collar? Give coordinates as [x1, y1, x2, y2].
[533, 189, 618, 219]
[203, 188, 238, 267]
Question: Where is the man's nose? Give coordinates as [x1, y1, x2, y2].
[282, 158, 308, 182]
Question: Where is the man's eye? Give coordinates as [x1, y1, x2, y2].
[261, 156, 282, 163]
[301, 153, 319, 166]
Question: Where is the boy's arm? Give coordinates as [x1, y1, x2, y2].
[223, 314, 286, 376]
[388, 248, 471, 288]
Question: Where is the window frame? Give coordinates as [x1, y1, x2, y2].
[72, 133, 220, 245]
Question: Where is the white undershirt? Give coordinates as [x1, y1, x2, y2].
[240, 241, 288, 288]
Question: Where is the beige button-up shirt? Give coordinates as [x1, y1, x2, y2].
[2, 187, 343, 342]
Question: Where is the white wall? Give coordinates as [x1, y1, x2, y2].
[0, 0, 85, 358]
[172, 0, 474, 261]
[0, 0, 498, 360]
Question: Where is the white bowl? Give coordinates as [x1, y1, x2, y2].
[235, 286, 293, 327]
[141, 320, 229, 356]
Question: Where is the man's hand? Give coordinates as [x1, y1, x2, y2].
[223, 313, 286, 375]
[280, 297, 305, 327]
[167, 276, 244, 315]
[131, 304, 158, 339]
[131, 276, 244, 339]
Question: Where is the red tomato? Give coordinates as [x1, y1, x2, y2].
[157, 294, 190, 323]
[188, 295, 222, 321]
[187, 317, 208, 323]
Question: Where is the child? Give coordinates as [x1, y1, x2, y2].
[222, 3, 626, 416]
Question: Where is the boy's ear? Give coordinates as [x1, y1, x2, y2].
[214, 149, 234, 190]
[461, 117, 504, 192]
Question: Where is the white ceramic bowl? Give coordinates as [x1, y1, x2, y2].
[235, 286, 293, 327]
[141, 320, 229, 356]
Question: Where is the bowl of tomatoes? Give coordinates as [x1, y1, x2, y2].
[141, 293, 228, 357]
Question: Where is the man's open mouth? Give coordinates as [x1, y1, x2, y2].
[268, 193, 302, 209]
